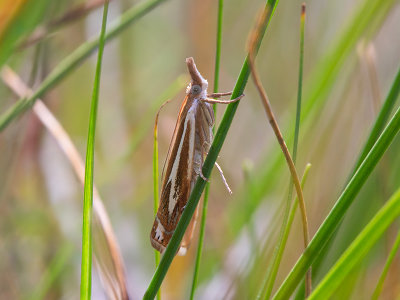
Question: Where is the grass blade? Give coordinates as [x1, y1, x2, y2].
[353, 67, 400, 172]
[228, 0, 397, 237]
[308, 188, 400, 299]
[0, 0, 50, 67]
[80, 2, 109, 299]
[1, 66, 129, 300]
[142, 1, 279, 299]
[0, 0, 168, 132]
[306, 61, 400, 294]
[272, 68, 400, 299]
[261, 5, 306, 299]
[30, 243, 73, 300]
[189, 1, 224, 299]
[371, 228, 400, 300]
[153, 102, 168, 300]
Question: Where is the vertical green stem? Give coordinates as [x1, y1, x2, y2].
[260, 4, 306, 299]
[153, 115, 161, 300]
[189, 1, 223, 299]
[143, 1, 279, 299]
[80, 2, 109, 299]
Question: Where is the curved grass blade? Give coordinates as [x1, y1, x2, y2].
[30, 243, 73, 300]
[228, 0, 397, 237]
[308, 188, 400, 299]
[293, 66, 400, 300]
[257, 163, 311, 300]
[371, 228, 400, 300]
[189, 1, 224, 299]
[0, 0, 50, 67]
[80, 2, 109, 299]
[0, 0, 168, 132]
[272, 73, 400, 299]
[353, 67, 400, 173]
[1, 66, 129, 300]
[261, 5, 306, 299]
[143, 1, 280, 299]
[305, 61, 400, 296]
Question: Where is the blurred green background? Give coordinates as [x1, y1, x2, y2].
[0, 0, 400, 299]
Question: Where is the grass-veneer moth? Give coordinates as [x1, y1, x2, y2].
[150, 57, 244, 255]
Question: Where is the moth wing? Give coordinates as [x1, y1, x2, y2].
[177, 101, 214, 254]
[160, 95, 190, 185]
[151, 97, 197, 252]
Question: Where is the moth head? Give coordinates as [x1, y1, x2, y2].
[185, 57, 208, 98]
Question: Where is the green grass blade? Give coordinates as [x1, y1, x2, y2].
[258, 163, 311, 300]
[80, 2, 109, 299]
[228, 0, 397, 236]
[213, 0, 223, 94]
[371, 228, 400, 300]
[307, 64, 400, 291]
[261, 6, 306, 299]
[353, 67, 400, 172]
[0, 0, 50, 67]
[292, 4, 305, 165]
[142, 1, 279, 299]
[153, 107, 161, 300]
[272, 72, 400, 299]
[189, 1, 224, 298]
[308, 189, 400, 299]
[30, 243, 73, 300]
[189, 182, 210, 300]
[0, 0, 168, 132]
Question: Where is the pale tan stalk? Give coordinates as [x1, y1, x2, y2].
[1, 66, 129, 300]
[247, 6, 311, 297]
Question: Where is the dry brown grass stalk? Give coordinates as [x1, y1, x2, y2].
[247, 4, 312, 297]
[1, 66, 129, 300]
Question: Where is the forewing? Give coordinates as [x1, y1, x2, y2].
[179, 101, 215, 253]
[151, 97, 197, 251]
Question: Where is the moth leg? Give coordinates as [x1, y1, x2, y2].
[199, 172, 209, 182]
[201, 93, 244, 105]
[203, 140, 212, 153]
[215, 162, 232, 195]
[194, 139, 210, 182]
[207, 91, 233, 98]
[194, 159, 210, 182]
[201, 141, 232, 194]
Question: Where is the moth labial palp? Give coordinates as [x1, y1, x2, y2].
[150, 57, 244, 255]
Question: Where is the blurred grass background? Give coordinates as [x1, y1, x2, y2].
[0, 0, 400, 299]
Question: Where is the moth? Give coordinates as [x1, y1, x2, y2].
[150, 57, 243, 255]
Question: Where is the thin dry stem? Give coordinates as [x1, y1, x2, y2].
[1, 66, 129, 300]
[247, 7, 312, 297]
